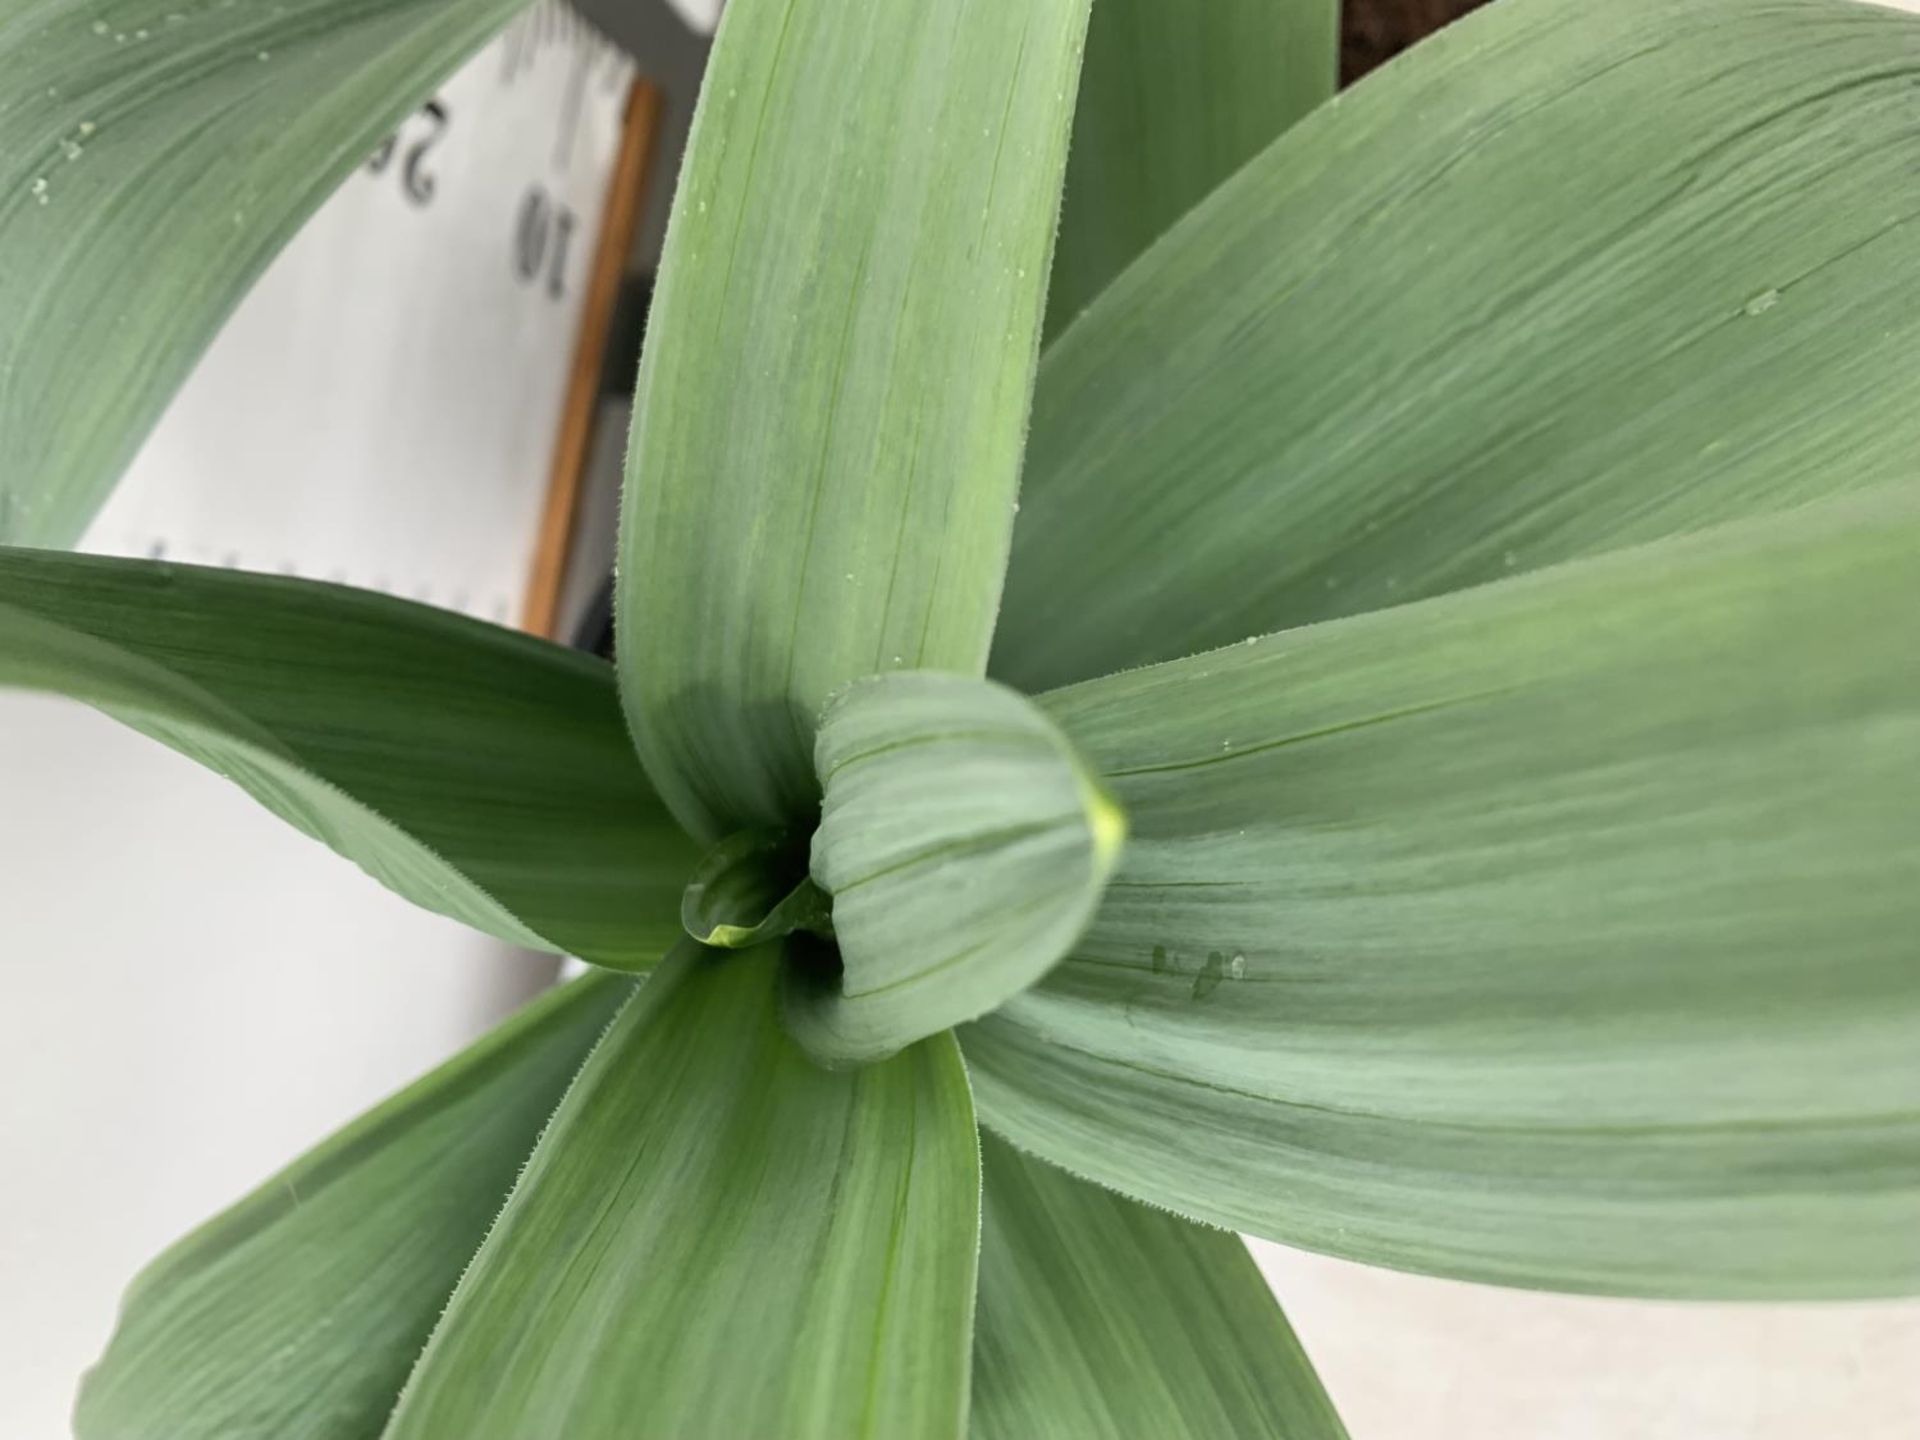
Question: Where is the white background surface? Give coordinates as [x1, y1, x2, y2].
[0, 701, 552, 1433]
[1256, 1245, 1920, 1437]
[663, 0, 721, 34]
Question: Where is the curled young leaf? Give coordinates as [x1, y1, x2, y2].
[680, 827, 831, 949]
[787, 671, 1124, 1066]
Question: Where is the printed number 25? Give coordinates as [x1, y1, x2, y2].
[366, 100, 450, 206]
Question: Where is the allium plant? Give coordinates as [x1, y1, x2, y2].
[3, 0, 1918, 1434]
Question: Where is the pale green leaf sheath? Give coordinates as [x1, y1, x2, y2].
[1044, 0, 1337, 338]
[617, 0, 1094, 839]
[384, 944, 981, 1440]
[0, 0, 526, 547]
[974, 1133, 1347, 1440]
[680, 825, 831, 949]
[968, 489, 1920, 1299]
[76, 973, 632, 1440]
[788, 671, 1125, 1066]
[0, 550, 694, 967]
[996, 0, 1920, 689]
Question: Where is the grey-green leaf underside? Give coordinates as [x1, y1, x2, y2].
[0, 0, 525, 548]
[618, 0, 1095, 840]
[1044, 0, 1337, 338]
[76, 972, 631, 1440]
[384, 944, 981, 1440]
[970, 488, 1920, 1299]
[995, 0, 1920, 689]
[973, 1133, 1347, 1440]
[789, 671, 1124, 1066]
[0, 550, 693, 967]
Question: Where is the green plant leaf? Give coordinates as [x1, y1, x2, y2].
[968, 488, 1920, 1299]
[0, 0, 524, 548]
[994, 0, 1920, 691]
[617, 0, 1094, 841]
[384, 943, 981, 1440]
[973, 1132, 1347, 1440]
[1044, 0, 1336, 338]
[680, 826, 831, 949]
[787, 670, 1124, 1066]
[75, 972, 632, 1440]
[0, 550, 693, 967]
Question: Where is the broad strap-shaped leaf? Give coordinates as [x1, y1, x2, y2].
[788, 671, 1124, 1066]
[0, 550, 693, 967]
[0, 0, 524, 548]
[972, 1133, 1347, 1440]
[969, 487, 1920, 1299]
[993, 0, 1920, 690]
[384, 943, 981, 1440]
[618, 0, 1095, 840]
[1045, 0, 1336, 338]
[76, 972, 631, 1440]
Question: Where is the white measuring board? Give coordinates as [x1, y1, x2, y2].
[82, 0, 636, 622]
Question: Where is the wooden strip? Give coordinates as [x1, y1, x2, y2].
[522, 78, 664, 640]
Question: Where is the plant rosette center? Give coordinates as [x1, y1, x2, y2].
[677, 670, 1126, 1067]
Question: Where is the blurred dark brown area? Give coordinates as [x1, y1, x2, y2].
[1342, 0, 1493, 85]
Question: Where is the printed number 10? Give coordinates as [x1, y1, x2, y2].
[515, 185, 577, 301]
